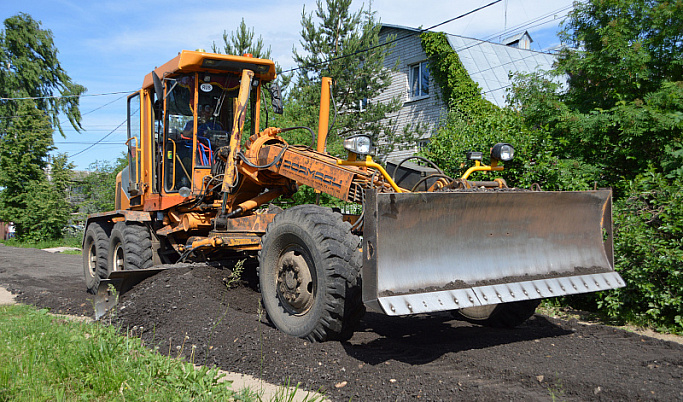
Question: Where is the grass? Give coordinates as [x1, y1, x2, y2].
[1, 234, 82, 250]
[0, 304, 321, 401]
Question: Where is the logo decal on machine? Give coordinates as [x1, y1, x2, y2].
[282, 159, 343, 190]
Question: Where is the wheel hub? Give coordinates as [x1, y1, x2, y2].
[277, 250, 313, 313]
[113, 244, 125, 272]
[87, 244, 97, 277]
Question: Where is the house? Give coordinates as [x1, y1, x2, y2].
[374, 24, 558, 162]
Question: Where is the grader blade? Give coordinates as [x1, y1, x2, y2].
[362, 189, 624, 316]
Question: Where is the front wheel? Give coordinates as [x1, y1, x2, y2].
[259, 205, 364, 342]
[453, 300, 540, 328]
[107, 222, 153, 272]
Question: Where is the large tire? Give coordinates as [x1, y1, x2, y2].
[108, 222, 154, 272]
[83, 222, 109, 294]
[454, 299, 541, 328]
[259, 205, 364, 342]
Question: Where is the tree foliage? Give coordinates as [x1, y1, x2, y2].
[212, 18, 272, 59]
[0, 100, 73, 241]
[0, 14, 83, 241]
[511, 0, 683, 189]
[610, 171, 682, 332]
[504, 0, 683, 331]
[423, 1, 682, 331]
[0, 13, 86, 136]
[280, 0, 410, 157]
[77, 157, 127, 216]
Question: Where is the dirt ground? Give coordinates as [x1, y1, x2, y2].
[1, 244, 682, 401]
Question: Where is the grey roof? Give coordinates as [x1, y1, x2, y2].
[380, 23, 422, 33]
[447, 34, 558, 107]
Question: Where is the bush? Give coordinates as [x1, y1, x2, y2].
[597, 170, 683, 332]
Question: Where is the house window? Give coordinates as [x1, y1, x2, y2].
[356, 98, 368, 112]
[418, 139, 429, 151]
[409, 62, 430, 99]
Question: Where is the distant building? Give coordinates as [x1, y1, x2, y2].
[373, 24, 559, 162]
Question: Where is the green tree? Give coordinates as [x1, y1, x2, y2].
[600, 170, 683, 332]
[503, 0, 683, 331]
[0, 14, 84, 241]
[0, 13, 86, 136]
[283, 0, 410, 157]
[510, 0, 683, 188]
[0, 100, 73, 241]
[212, 18, 271, 59]
[210, 18, 291, 128]
[78, 157, 127, 216]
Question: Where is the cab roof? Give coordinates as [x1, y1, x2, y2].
[142, 50, 277, 89]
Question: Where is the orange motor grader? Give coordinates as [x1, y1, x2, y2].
[83, 50, 624, 341]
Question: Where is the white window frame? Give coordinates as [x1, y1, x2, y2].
[418, 139, 429, 151]
[356, 98, 368, 112]
[409, 61, 430, 100]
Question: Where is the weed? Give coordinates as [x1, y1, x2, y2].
[225, 259, 246, 288]
[547, 375, 566, 402]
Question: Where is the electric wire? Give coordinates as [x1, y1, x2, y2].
[68, 118, 127, 158]
[0, 90, 134, 101]
[51, 1, 563, 159]
[281, 0, 503, 74]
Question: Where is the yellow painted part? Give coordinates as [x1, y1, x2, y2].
[190, 237, 224, 249]
[337, 156, 404, 193]
[235, 188, 285, 213]
[461, 160, 504, 180]
[180, 212, 212, 231]
[317, 77, 332, 153]
[222, 69, 254, 192]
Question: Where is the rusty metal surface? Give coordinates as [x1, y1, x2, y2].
[219, 212, 276, 233]
[362, 190, 621, 315]
[263, 145, 356, 200]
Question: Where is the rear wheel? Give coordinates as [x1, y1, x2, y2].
[454, 299, 540, 328]
[108, 222, 154, 272]
[83, 222, 109, 294]
[259, 205, 364, 342]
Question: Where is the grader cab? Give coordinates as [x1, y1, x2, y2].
[83, 50, 623, 341]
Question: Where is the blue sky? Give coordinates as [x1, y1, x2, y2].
[0, 0, 573, 170]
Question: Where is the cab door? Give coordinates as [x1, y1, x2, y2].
[127, 92, 142, 205]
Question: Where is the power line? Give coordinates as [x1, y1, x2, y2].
[483, 3, 573, 44]
[281, 0, 503, 74]
[55, 141, 122, 145]
[0, 94, 127, 120]
[68, 118, 127, 158]
[81, 94, 128, 116]
[0, 90, 134, 101]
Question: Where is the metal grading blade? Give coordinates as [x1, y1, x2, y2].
[361, 189, 623, 316]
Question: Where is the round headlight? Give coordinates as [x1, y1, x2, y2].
[491, 143, 514, 162]
[178, 186, 191, 197]
[343, 135, 372, 155]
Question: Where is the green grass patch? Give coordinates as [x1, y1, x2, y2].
[1, 234, 82, 250]
[0, 304, 253, 401]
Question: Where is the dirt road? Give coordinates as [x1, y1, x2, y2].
[1, 244, 681, 401]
